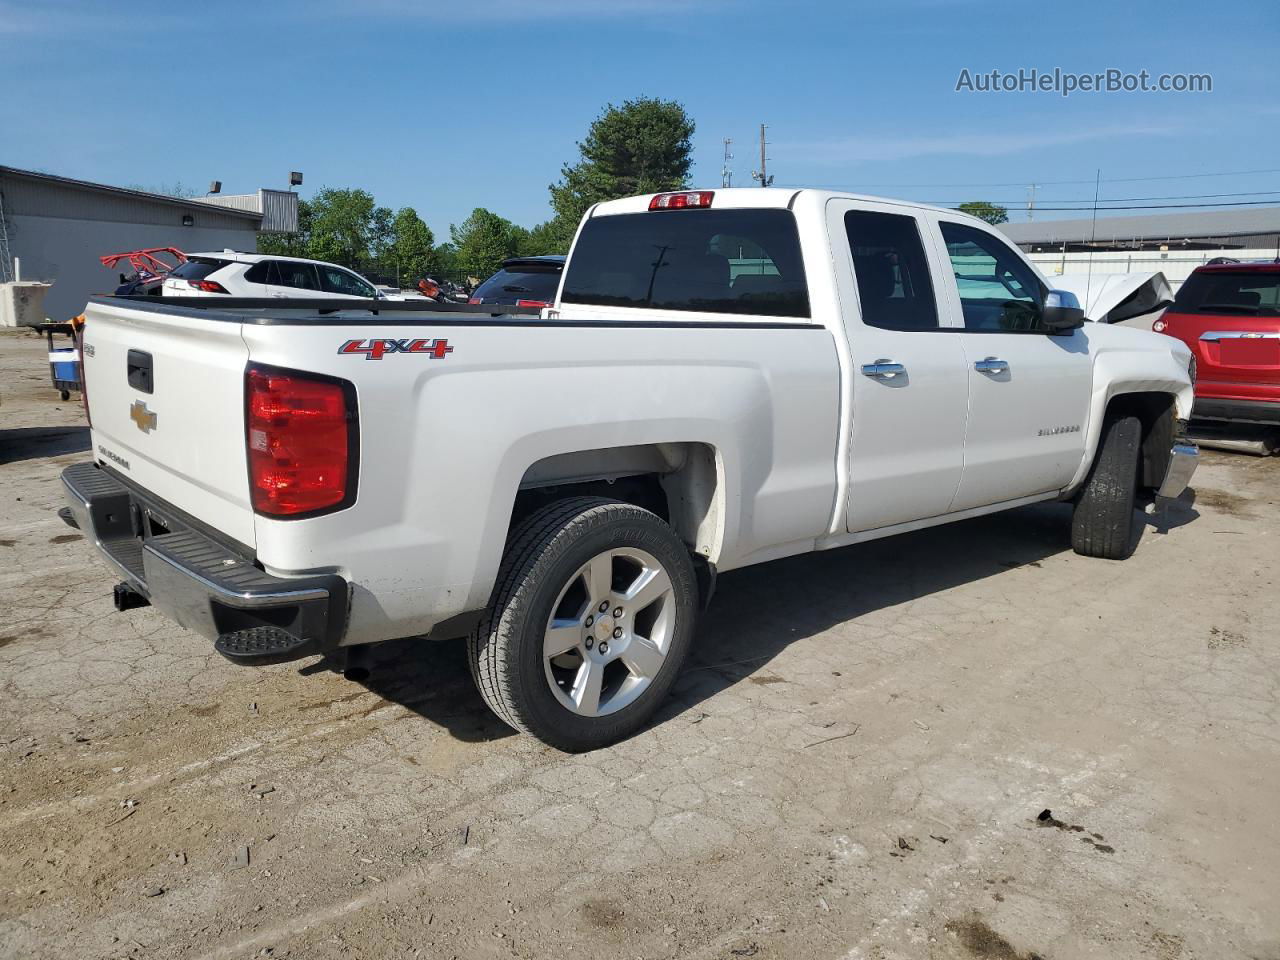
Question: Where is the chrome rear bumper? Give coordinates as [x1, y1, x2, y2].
[60, 462, 348, 665]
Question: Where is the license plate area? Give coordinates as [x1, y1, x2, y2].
[1218, 337, 1280, 367]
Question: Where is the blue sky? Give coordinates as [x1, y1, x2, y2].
[2, 0, 1277, 237]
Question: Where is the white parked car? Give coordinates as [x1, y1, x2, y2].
[161, 251, 385, 300]
[66, 188, 1198, 751]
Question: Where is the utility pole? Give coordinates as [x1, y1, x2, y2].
[721, 138, 734, 188]
[751, 123, 773, 188]
[1026, 183, 1038, 221]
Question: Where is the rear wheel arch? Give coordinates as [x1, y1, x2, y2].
[509, 442, 727, 562]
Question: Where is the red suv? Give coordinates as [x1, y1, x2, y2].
[1156, 262, 1280, 426]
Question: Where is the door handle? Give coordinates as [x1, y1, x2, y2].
[974, 357, 1008, 374]
[861, 359, 906, 380]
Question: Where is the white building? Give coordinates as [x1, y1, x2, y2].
[0, 165, 297, 322]
[1000, 207, 1280, 289]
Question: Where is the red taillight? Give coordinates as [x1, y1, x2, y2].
[188, 279, 229, 293]
[515, 299, 549, 308]
[246, 367, 355, 517]
[468, 296, 482, 305]
[649, 191, 714, 211]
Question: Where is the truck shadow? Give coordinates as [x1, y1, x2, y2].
[663, 493, 1197, 726]
[0, 426, 90, 465]
[344, 494, 1199, 745]
[331, 634, 516, 743]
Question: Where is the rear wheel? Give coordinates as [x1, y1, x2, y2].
[469, 497, 698, 751]
[1071, 413, 1141, 559]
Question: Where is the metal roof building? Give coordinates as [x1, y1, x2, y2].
[0, 165, 297, 322]
[1000, 207, 1280, 253]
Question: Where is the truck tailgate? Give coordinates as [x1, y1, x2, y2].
[82, 300, 256, 548]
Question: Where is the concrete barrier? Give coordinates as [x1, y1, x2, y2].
[0, 281, 53, 327]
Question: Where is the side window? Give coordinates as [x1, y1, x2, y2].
[275, 261, 320, 291]
[844, 210, 938, 332]
[319, 266, 376, 298]
[243, 261, 271, 284]
[940, 222, 1046, 332]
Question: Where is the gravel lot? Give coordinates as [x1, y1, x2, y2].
[2, 325, 1278, 960]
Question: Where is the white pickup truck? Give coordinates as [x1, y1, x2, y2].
[61, 188, 1197, 750]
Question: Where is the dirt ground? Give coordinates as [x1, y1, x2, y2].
[1, 324, 1278, 960]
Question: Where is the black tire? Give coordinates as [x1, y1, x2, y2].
[1071, 413, 1141, 560]
[469, 497, 698, 752]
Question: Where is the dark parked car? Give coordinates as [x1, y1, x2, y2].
[469, 256, 566, 307]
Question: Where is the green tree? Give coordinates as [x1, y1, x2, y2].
[956, 201, 1009, 225]
[450, 208, 521, 280]
[307, 188, 381, 267]
[388, 207, 436, 284]
[431, 242, 459, 280]
[547, 97, 695, 248]
[370, 205, 395, 261]
[518, 220, 565, 257]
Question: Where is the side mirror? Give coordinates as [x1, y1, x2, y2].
[1043, 289, 1085, 331]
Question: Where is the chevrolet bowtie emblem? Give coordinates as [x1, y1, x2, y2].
[129, 400, 157, 434]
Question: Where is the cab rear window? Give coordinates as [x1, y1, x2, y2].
[1173, 271, 1280, 316]
[560, 209, 810, 318]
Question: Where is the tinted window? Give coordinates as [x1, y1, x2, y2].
[561, 209, 810, 318]
[319, 265, 375, 298]
[940, 222, 1046, 332]
[472, 268, 563, 303]
[275, 261, 320, 291]
[1173, 271, 1280, 316]
[845, 211, 938, 331]
[169, 257, 229, 280]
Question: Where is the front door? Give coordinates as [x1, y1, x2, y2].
[831, 201, 970, 532]
[933, 220, 1093, 511]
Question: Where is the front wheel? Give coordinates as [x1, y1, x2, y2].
[1071, 413, 1141, 560]
[469, 497, 698, 751]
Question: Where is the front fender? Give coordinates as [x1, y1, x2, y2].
[1065, 331, 1194, 492]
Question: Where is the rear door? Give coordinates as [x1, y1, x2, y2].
[81, 299, 256, 546]
[267, 261, 327, 299]
[933, 219, 1093, 510]
[1163, 269, 1280, 400]
[830, 200, 970, 532]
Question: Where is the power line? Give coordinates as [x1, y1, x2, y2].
[948, 199, 1280, 212]
[923, 190, 1280, 205]
[809, 167, 1280, 190]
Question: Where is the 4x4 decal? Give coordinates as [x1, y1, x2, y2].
[338, 338, 453, 360]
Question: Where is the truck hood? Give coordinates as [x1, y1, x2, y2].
[1047, 272, 1173, 325]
